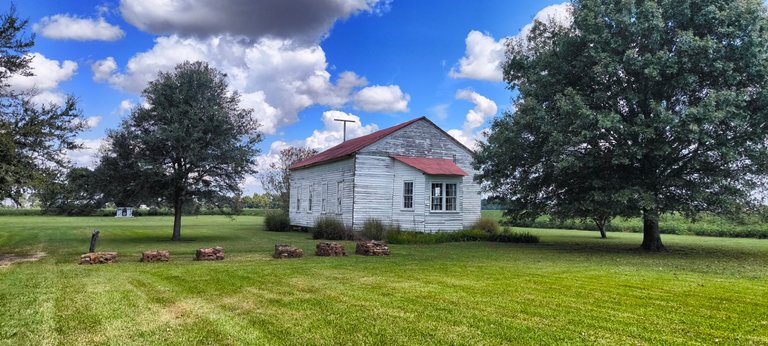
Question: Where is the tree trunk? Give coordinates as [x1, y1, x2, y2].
[593, 218, 607, 239]
[172, 197, 183, 241]
[641, 209, 666, 251]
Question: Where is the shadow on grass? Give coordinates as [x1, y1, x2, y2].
[529, 236, 766, 262]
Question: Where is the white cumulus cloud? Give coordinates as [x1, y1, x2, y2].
[92, 57, 118, 82]
[94, 34, 400, 134]
[67, 138, 106, 168]
[353, 85, 410, 113]
[449, 30, 506, 82]
[33, 14, 124, 41]
[7, 53, 77, 91]
[6, 53, 78, 106]
[117, 99, 135, 115]
[450, 3, 572, 82]
[447, 89, 497, 150]
[84, 116, 102, 129]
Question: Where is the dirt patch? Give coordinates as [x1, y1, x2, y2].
[0, 252, 46, 267]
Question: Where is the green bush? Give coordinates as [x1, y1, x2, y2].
[264, 211, 291, 232]
[0, 208, 43, 216]
[361, 218, 387, 240]
[472, 216, 500, 234]
[386, 227, 539, 245]
[312, 216, 354, 240]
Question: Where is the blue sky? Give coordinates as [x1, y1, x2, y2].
[5, 0, 568, 193]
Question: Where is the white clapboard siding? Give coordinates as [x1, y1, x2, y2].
[391, 161, 426, 231]
[358, 119, 481, 230]
[289, 158, 355, 228]
[352, 155, 395, 228]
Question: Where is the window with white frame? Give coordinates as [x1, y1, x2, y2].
[445, 184, 456, 211]
[296, 184, 301, 211]
[336, 181, 343, 213]
[321, 182, 327, 212]
[431, 182, 457, 211]
[403, 181, 413, 209]
[308, 186, 313, 212]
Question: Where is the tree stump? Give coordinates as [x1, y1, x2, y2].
[273, 244, 303, 259]
[141, 250, 170, 262]
[89, 229, 100, 253]
[315, 242, 346, 256]
[355, 241, 390, 256]
[195, 247, 224, 261]
[79, 252, 118, 264]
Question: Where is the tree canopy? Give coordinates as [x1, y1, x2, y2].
[0, 4, 85, 205]
[37, 167, 104, 215]
[99, 61, 262, 240]
[474, 0, 768, 251]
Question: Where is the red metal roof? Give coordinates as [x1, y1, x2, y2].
[289, 117, 426, 170]
[391, 155, 467, 176]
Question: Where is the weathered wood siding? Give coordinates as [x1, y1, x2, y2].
[351, 155, 394, 229]
[289, 158, 355, 228]
[358, 119, 481, 231]
[391, 161, 426, 231]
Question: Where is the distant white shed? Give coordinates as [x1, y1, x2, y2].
[115, 207, 133, 217]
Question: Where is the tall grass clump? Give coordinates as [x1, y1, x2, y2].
[312, 216, 354, 240]
[361, 218, 387, 240]
[472, 216, 500, 234]
[489, 227, 539, 243]
[264, 210, 291, 232]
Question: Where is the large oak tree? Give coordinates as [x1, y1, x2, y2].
[100, 61, 262, 240]
[474, 0, 768, 251]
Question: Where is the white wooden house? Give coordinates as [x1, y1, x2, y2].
[288, 116, 480, 232]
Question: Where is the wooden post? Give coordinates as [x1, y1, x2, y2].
[89, 229, 100, 253]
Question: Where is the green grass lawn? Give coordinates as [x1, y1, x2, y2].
[0, 215, 766, 345]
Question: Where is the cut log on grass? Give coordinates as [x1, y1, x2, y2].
[355, 241, 390, 256]
[273, 244, 303, 259]
[315, 242, 346, 256]
[195, 247, 224, 261]
[141, 250, 170, 262]
[80, 252, 117, 264]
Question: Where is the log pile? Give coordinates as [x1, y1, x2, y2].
[273, 244, 304, 259]
[141, 250, 170, 262]
[315, 242, 347, 256]
[79, 252, 118, 264]
[355, 241, 390, 256]
[195, 247, 224, 261]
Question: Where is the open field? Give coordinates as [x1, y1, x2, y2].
[0, 215, 767, 345]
